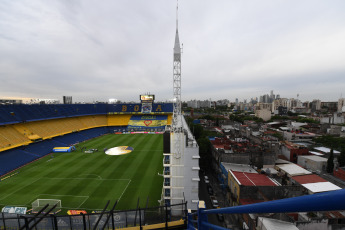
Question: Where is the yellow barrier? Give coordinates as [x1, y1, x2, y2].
[115, 219, 185, 230]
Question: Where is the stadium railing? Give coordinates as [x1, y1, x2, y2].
[188, 188, 345, 230]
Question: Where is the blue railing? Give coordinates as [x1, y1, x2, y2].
[188, 189, 345, 230]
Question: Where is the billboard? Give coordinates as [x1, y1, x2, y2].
[140, 95, 155, 102]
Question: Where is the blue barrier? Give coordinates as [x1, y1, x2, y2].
[189, 189, 345, 230]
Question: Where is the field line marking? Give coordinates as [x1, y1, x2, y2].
[0, 177, 42, 201]
[0, 203, 27, 207]
[118, 179, 131, 202]
[135, 150, 162, 152]
[77, 196, 89, 209]
[43, 177, 130, 181]
[39, 194, 89, 198]
[80, 174, 102, 179]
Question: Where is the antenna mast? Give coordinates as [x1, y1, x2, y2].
[172, 0, 182, 158]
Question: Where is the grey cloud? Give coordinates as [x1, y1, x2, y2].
[0, 0, 344, 102]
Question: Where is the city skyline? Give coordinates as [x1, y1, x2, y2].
[0, 0, 345, 103]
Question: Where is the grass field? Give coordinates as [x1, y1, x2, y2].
[0, 134, 164, 214]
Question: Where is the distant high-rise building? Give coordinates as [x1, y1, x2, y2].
[311, 100, 321, 112]
[338, 98, 345, 112]
[63, 96, 72, 104]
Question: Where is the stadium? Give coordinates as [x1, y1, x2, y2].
[0, 98, 202, 228]
[0, 3, 202, 227]
[2, 3, 345, 230]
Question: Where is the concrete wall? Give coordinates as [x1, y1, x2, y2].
[297, 156, 327, 172]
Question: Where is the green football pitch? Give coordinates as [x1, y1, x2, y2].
[0, 134, 164, 213]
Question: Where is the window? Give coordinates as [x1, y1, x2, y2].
[164, 178, 170, 186]
[164, 189, 171, 197]
[165, 199, 171, 206]
[164, 155, 170, 164]
[164, 167, 170, 175]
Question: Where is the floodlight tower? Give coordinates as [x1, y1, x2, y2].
[172, 1, 182, 159]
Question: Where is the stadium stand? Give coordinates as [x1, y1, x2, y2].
[0, 149, 37, 175]
[0, 127, 111, 176]
[128, 115, 168, 131]
[107, 114, 132, 126]
[0, 103, 173, 176]
[0, 126, 31, 150]
[78, 115, 107, 128]
[0, 104, 173, 125]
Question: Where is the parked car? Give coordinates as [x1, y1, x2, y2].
[207, 185, 214, 195]
[211, 199, 219, 208]
[210, 196, 219, 208]
[217, 213, 224, 222]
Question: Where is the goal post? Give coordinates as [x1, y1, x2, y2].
[32, 199, 62, 214]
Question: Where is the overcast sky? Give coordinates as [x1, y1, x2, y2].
[1, 0, 345, 103]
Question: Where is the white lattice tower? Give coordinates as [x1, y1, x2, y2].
[172, 1, 182, 159]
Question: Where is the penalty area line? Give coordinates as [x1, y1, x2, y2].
[118, 179, 131, 203]
[77, 196, 90, 209]
[0, 177, 42, 201]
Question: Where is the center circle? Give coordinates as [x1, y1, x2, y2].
[105, 146, 134, 156]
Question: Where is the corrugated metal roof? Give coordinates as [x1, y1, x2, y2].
[292, 174, 327, 184]
[302, 182, 341, 193]
[221, 162, 257, 173]
[298, 155, 327, 162]
[213, 145, 225, 149]
[261, 167, 278, 175]
[309, 151, 324, 156]
[240, 198, 264, 205]
[232, 171, 278, 186]
[276, 163, 312, 176]
[314, 147, 340, 154]
[276, 159, 291, 164]
[258, 217, 299, 230]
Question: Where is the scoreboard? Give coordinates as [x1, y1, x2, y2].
[140, 94, 155, 113]
[140, 95, 155, 102]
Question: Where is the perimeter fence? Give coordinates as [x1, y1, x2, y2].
[0, 202, 187, 230]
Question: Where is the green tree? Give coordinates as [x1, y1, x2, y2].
[191, 124, 203, 140]
[338, 148, 345, 167]
[200, 115, 215, 121]
[327, 148, 334, 173]
[197, 137, 213, 170]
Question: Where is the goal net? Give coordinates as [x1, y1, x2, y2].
[32, 199, 62, 214]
